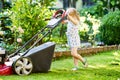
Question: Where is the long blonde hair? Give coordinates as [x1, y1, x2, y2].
[66, 8, 80, 25]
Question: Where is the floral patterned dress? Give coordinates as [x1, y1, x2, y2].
[66, 20, 80, 48]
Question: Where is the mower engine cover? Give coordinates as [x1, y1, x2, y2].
[0, 47, 13, 75]
[52, 9, 66, 18]
[0, 64, 13, 75]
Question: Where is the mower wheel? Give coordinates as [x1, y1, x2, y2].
[13, 57, 33, 75]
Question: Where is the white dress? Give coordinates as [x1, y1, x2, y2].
[66, 20, 80, 48]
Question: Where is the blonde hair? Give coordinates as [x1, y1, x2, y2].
[66, 8, 80, 25]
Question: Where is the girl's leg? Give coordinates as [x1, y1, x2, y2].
[73, 57, 78, 67]
[71, 47, 88, 67]
[71, 47, 84, 62]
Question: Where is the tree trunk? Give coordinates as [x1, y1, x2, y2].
[0, 0, 4, 11]
[71, 0, 76, 8]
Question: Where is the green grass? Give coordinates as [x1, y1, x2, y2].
[0, 50, 120, 80]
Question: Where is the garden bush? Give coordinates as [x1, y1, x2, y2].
[9, 0, 53, 42]
[0, 0, 55, 54]
[99, 10, 120, 45]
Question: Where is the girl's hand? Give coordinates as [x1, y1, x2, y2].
[61, 20, 68, 24]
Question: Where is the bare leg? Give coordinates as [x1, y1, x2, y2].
[71, 47, 84, 63]
[73, 57, 78, 67]
[71, 47, 88, 67]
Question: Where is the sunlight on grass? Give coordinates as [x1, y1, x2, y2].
[109, 51, 120, 66]
[0, 50, 120, 80]
[88, 64, 107, 68]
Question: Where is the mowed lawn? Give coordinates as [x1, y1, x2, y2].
[0, 50, 120, 80]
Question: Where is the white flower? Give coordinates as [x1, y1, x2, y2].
[80, 16, 86, 22]
[79, 23, 89, 32]
[18, 27, 24, 33]
[0, 31, 4, 36]
[17, 38, 22, 43]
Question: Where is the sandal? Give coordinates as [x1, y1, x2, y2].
[83, 58, 88, 68]
[72, 66, 79, 71]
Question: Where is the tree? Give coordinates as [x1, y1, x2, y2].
[93, 0, 120, 11]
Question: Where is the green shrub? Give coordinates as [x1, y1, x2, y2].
[10, 0, 53, 41]
[99, 11, 120, 45]
[50, 24, 67, 44]
[7, 0, 54, 49]
[1, 0, 55, 54]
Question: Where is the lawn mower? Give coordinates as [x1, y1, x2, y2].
[0, 9, 66, 76]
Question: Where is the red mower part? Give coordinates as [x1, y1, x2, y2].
[53, 9, 66, 18]
[0, 64, 13, 75]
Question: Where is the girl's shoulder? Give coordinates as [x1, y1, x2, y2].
[68, 20, 79, 27]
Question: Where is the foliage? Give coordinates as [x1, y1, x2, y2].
[50, 24, 67, 44]
[5, 0, 55, 52]
[0, 1, 13, 52]
[78, 12, 101, 45]
[111, 51, 120, 65]
[0, 0, 56, 53]
[99, 10, 120, 45]
[0, 41, 16, 53]
[93, 0, 120, 11]
[36, 0, 55, 7]
[80, 4, 105, 17]
[11, 0, 55, 7]
[79, 0, 120, 45]
[80, 0, 120, 17]
[0, 50, 120, 80]
[9, 0, 52, 41]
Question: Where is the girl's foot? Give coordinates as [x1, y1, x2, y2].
[72, 67, 78, 71]
[83, 58, 88, 68]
